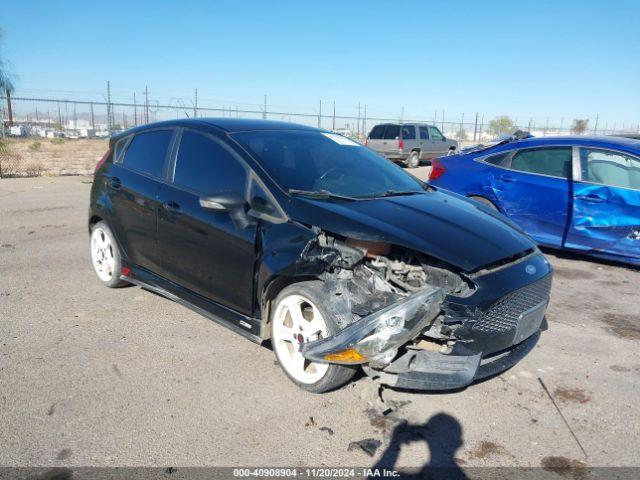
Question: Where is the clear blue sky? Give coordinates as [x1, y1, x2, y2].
[2, 0, 639, 127]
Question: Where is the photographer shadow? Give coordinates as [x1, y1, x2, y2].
[372, 413, 468, 480]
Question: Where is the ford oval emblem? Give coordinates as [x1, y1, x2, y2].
[525, 265, 537, 275]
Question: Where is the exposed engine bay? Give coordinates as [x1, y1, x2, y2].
[299, 231, 552, 389]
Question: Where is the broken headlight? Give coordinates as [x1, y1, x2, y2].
[301, 286, 444, 365]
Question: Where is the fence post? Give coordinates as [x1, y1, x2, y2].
[473, 112, 478, 141]
[332, 101, 336, 131]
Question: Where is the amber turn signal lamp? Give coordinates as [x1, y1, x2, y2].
[323, 348, 367, 364]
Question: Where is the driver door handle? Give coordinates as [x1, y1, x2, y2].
[109, 177, 122, 190]
[575, 193, 605, 203]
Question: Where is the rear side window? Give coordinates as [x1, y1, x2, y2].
[419, 126, 429, 139]
[401, 125, 416, 140]
[510, 147, 572, 178]
[383, 125, 400, 139]
[369, 125, 385, 139]
[113, 136, 129, 163]
[429, 126, 444, 141]
[173, 130, 247, 194]
[580, 148, 640, 190]
[122, 130, 173, 178]
[484, 152, 510, 166]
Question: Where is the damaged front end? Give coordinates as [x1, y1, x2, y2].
[298, 232, 552, 391]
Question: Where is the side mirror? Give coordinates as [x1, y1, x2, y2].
[200, 191, 252, 229]
[199, 191, 246, 212]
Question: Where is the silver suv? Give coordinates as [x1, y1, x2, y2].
[366, 123, 458, 168]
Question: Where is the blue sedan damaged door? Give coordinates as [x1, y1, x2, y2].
[564, 147, 640, 262]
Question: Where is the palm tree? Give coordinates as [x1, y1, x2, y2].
[0, 29, 15, 128]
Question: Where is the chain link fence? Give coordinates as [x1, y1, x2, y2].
[2, 93, 639, 145]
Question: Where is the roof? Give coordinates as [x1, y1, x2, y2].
[481, 134, 640, 155]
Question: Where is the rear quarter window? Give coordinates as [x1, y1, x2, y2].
[401, 125, 416, 140]
[122, 129, 174, 178]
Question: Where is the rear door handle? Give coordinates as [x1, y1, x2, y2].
[109, 177, 122, 189]
[575, 193, 605, 203]
[162, 200, 182, 214]
[495, 174, 516, 183]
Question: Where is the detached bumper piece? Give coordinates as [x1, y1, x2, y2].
[363, 331, 540, 391]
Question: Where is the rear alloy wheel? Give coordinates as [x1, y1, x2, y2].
[271, 282, 356, 393]
[407, 151, 420, 168]
[90, 221, 127, 288]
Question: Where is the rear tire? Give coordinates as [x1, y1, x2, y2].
[407, 151, 420, 169]
[469, 195, 498, 210]
[90, 221, 127, 288]
[270, 281, 357, 393]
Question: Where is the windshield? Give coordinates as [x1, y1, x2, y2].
[231, 130, 424, 199]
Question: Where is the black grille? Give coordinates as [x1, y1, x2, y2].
[473, 275, 552, 334]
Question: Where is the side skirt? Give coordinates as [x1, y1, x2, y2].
[122, 265, 263, 344]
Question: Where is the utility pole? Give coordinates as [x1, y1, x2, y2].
[442, 110, 445, 131]
[593, 114, 599, 134]
[5, 88, 13, 126]
[318, 100, 322, 128]
[57, 102, 62, 129]
[90, 102, 95, 129]
[145, 85, 149, 124]
[123, 111, 127, 129]
[106, 81, 112, 131]
[194, 89, 198, 118]
[133, 93, 137, 126]
[363, 105, 367, 138]
[357, 102, 361, 138]
[473, 112, 479, 141]
[263, 95, 267, 119]
[332, 101, 336, 131]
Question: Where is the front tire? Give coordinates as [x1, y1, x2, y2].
[90, 221, 127, 288]
[270, 282, 357, 393]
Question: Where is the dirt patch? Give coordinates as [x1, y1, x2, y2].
[467, 441, 506, 460]
[553, 387, 591, 404]
[601, 313, 640, 340]
[541, 456, 587, 479]
[553, 267, 595, 280]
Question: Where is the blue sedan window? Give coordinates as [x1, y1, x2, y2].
[510, 147, 572, 178]
[580, 148, 640, 190]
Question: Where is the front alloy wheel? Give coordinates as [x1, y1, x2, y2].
[271, 282, 356, 392]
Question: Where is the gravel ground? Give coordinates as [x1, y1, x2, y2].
[1, 176, 639, 473]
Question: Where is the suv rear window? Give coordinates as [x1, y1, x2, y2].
[122, 129, 173, 178]
[369, 125, 385, 139]
[401, 125, 416, 140]
[383, 125, 400, 139]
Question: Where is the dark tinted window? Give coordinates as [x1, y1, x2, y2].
[232, 131, 423, 199]
[369, 125, 385, 139]
[581, 148, 640, 190]
[122, 129, 173, 177]
[383, 125, 400, 139]
[484, 152, 510, 166]
[429, 126, 444, 141]
[113, 136, 129, 163]
[419, 126, 429, 139]
[174, 130, 247, 194]
[510, 147, 572, 178]
[401, 125, 416, 140]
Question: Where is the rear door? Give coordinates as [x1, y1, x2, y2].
[564, 147, 640, 260]
[156, 129, 257, 315]
[108, 128, 175, 273]
[490, 146, 572, 247]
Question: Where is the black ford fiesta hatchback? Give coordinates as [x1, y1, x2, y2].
[89, 119, 552, 393]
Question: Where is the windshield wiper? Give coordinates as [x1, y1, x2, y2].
[375, 189, 424, 198]
[288, 189, 359, 201]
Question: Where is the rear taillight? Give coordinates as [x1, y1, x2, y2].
[398, 139, 404, 152]
[429, 159, 447, 180]
[95, 148, 112, 173]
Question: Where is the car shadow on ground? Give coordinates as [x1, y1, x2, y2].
[372, 413, 468, 479]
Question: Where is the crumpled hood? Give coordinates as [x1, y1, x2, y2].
[287, 189, 536, 272]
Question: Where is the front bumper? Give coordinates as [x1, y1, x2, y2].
[363, 329, 541, 391]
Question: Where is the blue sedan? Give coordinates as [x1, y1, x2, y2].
[428, 134, 640, 265]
